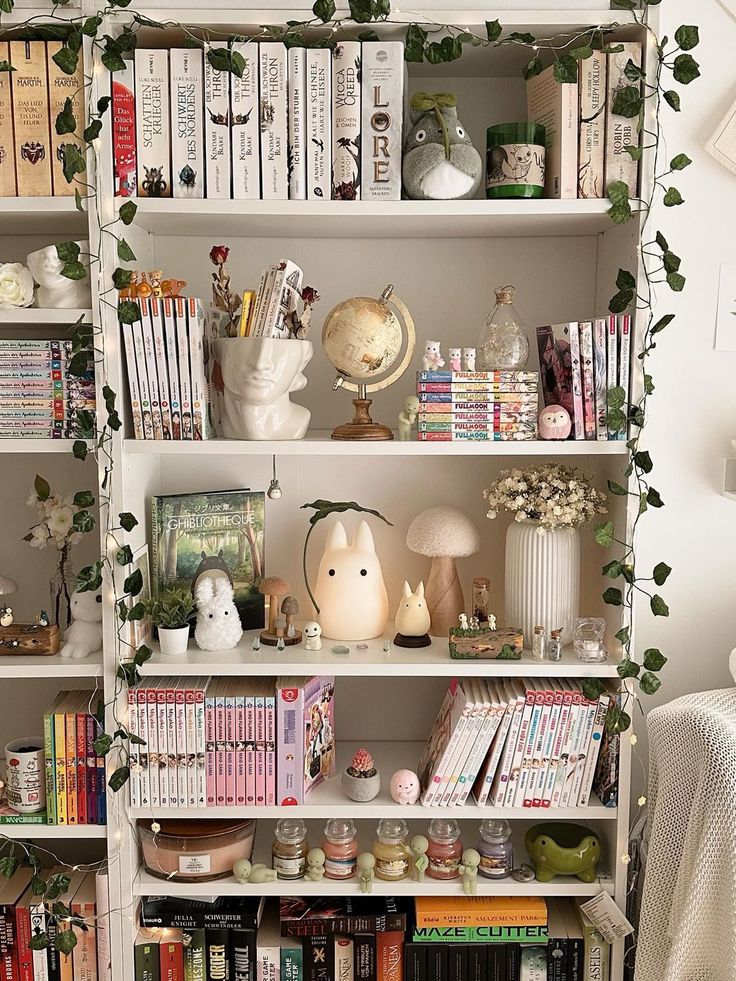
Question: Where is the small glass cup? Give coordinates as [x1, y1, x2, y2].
[574, 617, 608, 663]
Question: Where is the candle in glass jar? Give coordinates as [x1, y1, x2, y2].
[477, 819, 513, 879]
[322, 818, 358, 880]
[272, 818, 309, 880]
[372, 819, 409, 881]
[426, 819, 463, 880]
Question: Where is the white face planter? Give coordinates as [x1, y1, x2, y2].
[215, 337, 313, 440]
[26, 241, 91, 308]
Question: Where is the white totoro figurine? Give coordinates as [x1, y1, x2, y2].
[0, 607, 13, 627]
[449, 347, 462, 371]
[463, 347, 476, 371]
[394, 581, 431, 640]
[194, 578, 243, 651]
[59, 589, 103, 660]
[314, 520, 389, 641]
[422, 340, 445, 371]
[459, 613, 469, 630]
[303, 620, 322, 651]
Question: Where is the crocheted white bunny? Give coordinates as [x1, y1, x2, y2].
[194, 577, 243, 651]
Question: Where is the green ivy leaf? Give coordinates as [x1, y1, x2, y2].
[77, 562, 103, 593]
[570, 45, 594, 61]
[670, 152, 692, 171]
[485, 20, 502, 42]
[84, 120, 102, 143]
[82, 16, 103, 36]
[119, 511, 138, 532]
[612, 84, 642, 118]
[623, 58, 645, 81]
[625, 146, 642, 161]
[595, 521, 614, 547]
[34, 474, 51, 501]
[654, 231, 668, 252]
[29, 932, 51, 951]
[358, 30, 380, 42]
[607, 479, 628, 496]
[134, 644, 153, 665]
[73, 490, 95, 508]
[72, 440, 88, 461]
[608, 181, 630, 207]
[67, 351, 90, 378]
[643, 648, 668, 671]
[108, 766, 130, 791]
[616, 268, 636, 291]
[55, 98, 76, 136]
[609, 288, 634, 313]
[117, 300, 141, 325]
[127, 602, 146, 621]
[608, 202, 633, 225]
[653, 561, 672, 585]
[312, 0, 336, 20]
[522, 57, 544, 81]
[652, 313, 675, 335]
[45, 873, 71, 901]
[507, 32, 536, 45]
[615, 626, 630, 646]
[123, 568, 143, 597]
[102, 50, 127, 73]
[581, 678, 606, 701]
[602, 559, 623, 579]
[662, 251, 680, 274]
[61, 260, 87, 281]
[0, 856, 19, 880]
[72, 510, 95, 534]
[634, 450, 653, 473]
[673, 53, 700, 85]
[667, 271, 686, 292]
[611, 0, 636, 8]
[117, 545, 133, 566]
[31, 874, 47, 896]
[646, 487, 664, 508]
[663, 186, 684, 207]
[112, 268, 132, 290]
[664, 90, 681, 112]
[117, 238, 136, 262]
[61, 144, 86, 184]
[617, 659, 641, 679]
[674, 25, 699, 51]
[119, 200, 137, 226]
[603, 586, 623, 606]
[650, 594, 670, 617]
[54, 930, 77, 956]
[347, 0, 374, 22]
[640, 671, 662, 695]
[553, 56, 578, 84]
[52, 45, 79, 76]
[93, 733, 113, 756]
[404, 24, 427, 62]
[644, 373, 655, 395]
[605, 705, 631, 735]
[56, 241, 80, 262]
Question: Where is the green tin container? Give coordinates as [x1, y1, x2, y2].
[486, 122, 546, 199]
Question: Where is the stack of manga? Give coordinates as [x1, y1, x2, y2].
[416, 370, 539, 442]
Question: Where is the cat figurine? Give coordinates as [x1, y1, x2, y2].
[314, 520, 389, 640]
[423, 340, 445, 371]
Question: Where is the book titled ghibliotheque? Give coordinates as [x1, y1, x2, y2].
[151, 489, 265, 629]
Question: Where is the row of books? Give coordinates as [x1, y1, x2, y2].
[0, 866, 110, 981]
[536, 315, 631, 441]
[0, 41, 85, 197]
[414, 370, 539, 443]
[127, 676, 335, 809]
[121, 296, 213, 441]
[114, 41, 403, 201]
[42, 691, 107, 826]
[0, 341, 95, 440]
[417, 679, 614, 810]
[526, 44, 641, 199]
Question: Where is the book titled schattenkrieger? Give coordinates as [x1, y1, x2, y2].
[134, 49, 172, 198]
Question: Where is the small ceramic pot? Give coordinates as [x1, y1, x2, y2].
[525, 822, 602, 883]
[342, 769, 381, 803]
[158, 625, 190, 656]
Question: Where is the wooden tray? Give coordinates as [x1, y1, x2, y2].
[0, 623, 60, 655]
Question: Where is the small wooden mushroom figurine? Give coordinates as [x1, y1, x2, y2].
[259, 576, 290, 646]
[280, 596, 302, 645]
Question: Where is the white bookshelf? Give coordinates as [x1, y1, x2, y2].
[0, 4, 656, 980]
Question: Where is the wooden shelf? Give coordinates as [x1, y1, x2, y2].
[0, 824, 106, 839]
[129, 740, 617, 821]
[141, 626, 621, 678]
[125, 433, 629, 457]
[0, 651, 102, 678]
[0, 198, 88, 236]
[132, 199, 623, 239]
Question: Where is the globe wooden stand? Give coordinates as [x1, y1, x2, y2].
[331, 398, 394, 441]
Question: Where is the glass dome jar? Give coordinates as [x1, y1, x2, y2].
[272, 818, 309, 880]
[372, 818, 410, 881]
[322, 818, 359, 880]
[426, 818, 463, 880]
[477, 819, 513, 879]
[478, 285, 530, 371]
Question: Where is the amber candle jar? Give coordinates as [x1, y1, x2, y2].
[372, 819, 410, 881]
[426, 818, 463, 880]
[322, 818, 359, 880]
[272, 818, 309, 880]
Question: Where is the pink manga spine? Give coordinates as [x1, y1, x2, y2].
[165, 685, 178, 809]
[225, 694, 236, 807]
[235, 694, 246, 807]
[255, 695, 266, 807]
[245, 695, 256, 806]
[215, 692, 226, 807]
[205, 695, 216, 807]
[265, 694, 276, 807]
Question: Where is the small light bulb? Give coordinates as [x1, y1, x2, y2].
[637, 795, 647, 807]
[620, 853, 631, 865]
[151, 821, 161, 835]
[629, 733, 638, 745]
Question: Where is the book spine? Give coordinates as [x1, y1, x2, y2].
[560, 693, 585, 807]
[1, 907, 19, 981]
[527, 691, 553, 807]
[288, 46, 307, 200]
[376, 932, 403, 981]
[578, 321, 596, 439]
[592, 317, 608, 440]
[577, 693, 610, 807]
[331, 40, 361, 199]
[304, 937, 333, 981]
[76, 710, 88, 825]
[166, 685, 178, 809]
[187, 297, 214, 440]
[568, 322, 585, 440]
[132, 310, 154, 440]
[504, 691, 534, 807]
[196, 684, 207, 807]
[0, 42, 16, 196]
[169, 48, 204, 199]
[440, 708, 482, 807]
[122, 321, 145, 440]
[29, 905, 49, 981]
[540, 689, 563, 808]
[205, 694, 216, 807]
[162, 298, 182, 440]
[569, 697, 598, 805]
[605, 42, 642, 196]
[138, 688, 151, 808]
[10, 41, 52, 196]
[404, 943, 425, 981]
[135, 49, 172, 198]
[112, 59, 136, 196]
[422, 716, 468, 807]
[86, 715, 97, 825]
[617, 313, 632, 440]
[361, 41, 404, 201]
[156, 684, 169, 807]
[46, 41, 85, 196]
[306, 48, 331, 200]
[146, 686, 160, 808]
[335, 936, 353, 981]
[141, 313, 164, 440]
[561, 79, 579, 199]
[175, 685, 187, 807]
[43, 706, 57, 824]
[475, 698, 514, 806]
[606, 314, 618, 439]
[281, 939, 302, 981]
[95, 871, 112, 981]
[255, 695, 265, 807]
[65, 710, 78, 824]
[277, 685, 303, 805]
[185, 685, 197, 807]
[204, 43, 231, 198]
[225, 691, 236, 807]
[417, 382, 537, 394]
[159, 941, 184, 981]
[14, 905, 33, 981]
[183, 929, 206, 981]
[455, 704, 500, 807]
[249, 263, 275, 339]
[205, 928, 229, 981]
[353, 934, 376, 981]
[245, 694, 256, 807]
[265, 694, 276, 807]
[550, 690, 575, 808]
[150, 298, 173, 439]
[215, 690, 226, 807]
[235, 694, 246, 807]
[259, 43, 288, 200]
[175, 298, 193, 440]
[230, 929, 255, 981]
[518, 691, 544, 807]
[230, 41, 260, 200]
[578, 51, 606, 199]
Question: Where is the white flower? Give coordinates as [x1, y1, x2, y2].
[29, 525, 49, 549]
[0, 262, 34, 310]
[47, 505, 74, 541]
[26, 491, 39, 508]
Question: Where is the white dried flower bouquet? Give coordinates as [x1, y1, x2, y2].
[483, 464, 607, 534]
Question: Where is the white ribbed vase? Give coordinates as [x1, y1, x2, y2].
[504, 519, 580, 647]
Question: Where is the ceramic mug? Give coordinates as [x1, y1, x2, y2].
[5, 737, 46, 813]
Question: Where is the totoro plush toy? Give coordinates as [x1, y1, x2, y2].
[402, 92, 482, 201]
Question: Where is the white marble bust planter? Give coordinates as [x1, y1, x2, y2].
[26, 241, 91, 309]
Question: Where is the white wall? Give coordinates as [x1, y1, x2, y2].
[635, 1, 736, 757]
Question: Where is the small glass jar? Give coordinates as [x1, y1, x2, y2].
[486, 122, 546, 200]
[574, 617, 608, 663]
[477, 819, 513, 879]
[372, 819, 410, 881]
[478, 286, 530, 371]
[547, 628, 563, 663]
[272, 818, 309, 880]
[532, 625, 546, 662]
[426, 819, 463, 880]
[322, 818, 359, 880]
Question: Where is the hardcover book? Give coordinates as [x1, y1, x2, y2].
[135, 49, 172, 198]
[231, 40, 261, 200]
[10, 41, 52, 196]
[361, 41, 405, 201]
[306, 48, 331, 200]
[578, 51, 606, 199]
[259, 42, 288, 200]
[0, 42, 15, 196]
[331, 40, 361, 199]
[288, 46, 307, 200]
[112, 59, 136, 196]
[605, 42, 642, 196]
[414, 896, 548, 928]
[526, 63, 578, 199]
[276, 676, 335, 805]
[170, 48, 204, 198]
[150, 489, 265, 629]
[141, 896, 264, 931]
[47, 41, 86, 197]
[204, 43, 231, 199]
[279, 898, 408, 938]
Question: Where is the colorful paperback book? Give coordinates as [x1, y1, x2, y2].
[140, 299, 165, 440]
[231, 40, 261, 200]
[149, 298, 173, 439]
[276, 676, 335, 805]
[174, 296, 193, 440]
[568, 321, 585, 440]
[592, 317, 608, 441]
[578, 320, 596, 439]
[412, 925, 549, 943]
[417, 370, 538, 383]
[417, 679, 474, 806]
[169, 48, 204, 198]
[135, 49, 172, 198]
[306, 48, 331, 200]
[578, 51, 607, 199]
[112, 59, 136, 196]
[417, 381, 537, 393]
[414, 896, 547, 928]
[361, 41, 405, 201]
[420, 398, 537, 412]
[617, 313, 632, 440]
[331, 40, 361, 199]
[606, 314, 618, 439]
[417, 431, 535, 442]
[204, 43, 231, 198]
[0, 42, 16, 196]
[260, 42, 288, 200]
[162, 297, 182, 440]
[537, 322, 581, 438]
[287, 46, 307, 200]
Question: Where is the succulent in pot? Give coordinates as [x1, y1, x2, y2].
[145, 587, 196, 656]
[342, 748, 381, 803]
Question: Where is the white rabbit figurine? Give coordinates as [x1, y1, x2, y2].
[194, 578, 243, 651]
[59, 588, 103, 660]
[314, 519, 389, 640]
[393, 581, 431, 648]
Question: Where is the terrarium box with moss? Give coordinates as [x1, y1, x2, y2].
[448, 626, 524, 660]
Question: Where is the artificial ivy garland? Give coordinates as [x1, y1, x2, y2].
[0, 0, 700, 949]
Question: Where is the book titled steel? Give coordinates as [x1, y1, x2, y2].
[361, 41, 405, 201]
[140, 896, 264, 930]
[331, 40, 361, 199]
[279, 897, 408, 937]
[412, 925, 549, 943]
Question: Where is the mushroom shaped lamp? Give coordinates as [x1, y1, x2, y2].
[280, 596, 302, 646]
[406, 506, 481, 637]
[259, 575, 290, 646]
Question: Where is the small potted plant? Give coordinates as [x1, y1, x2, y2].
[342, 748, 381, 803]
[145, 587, 196, 656]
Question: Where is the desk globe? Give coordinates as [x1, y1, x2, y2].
[322, 284, 416, 440]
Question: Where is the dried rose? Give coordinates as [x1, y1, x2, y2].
[209, 245, 230, 266]
[301, 286, 321, 307]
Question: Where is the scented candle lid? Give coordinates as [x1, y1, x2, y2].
[428, 818, 461, 844]
[479, 819, 512, 842]
[376, 818, 408, 844]
[324, 818, 356, 843]
[142, 818, 254, 838]
[275, 818, 308, 844]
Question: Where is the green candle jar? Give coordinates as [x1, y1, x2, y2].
[486, 123, 546, 199]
